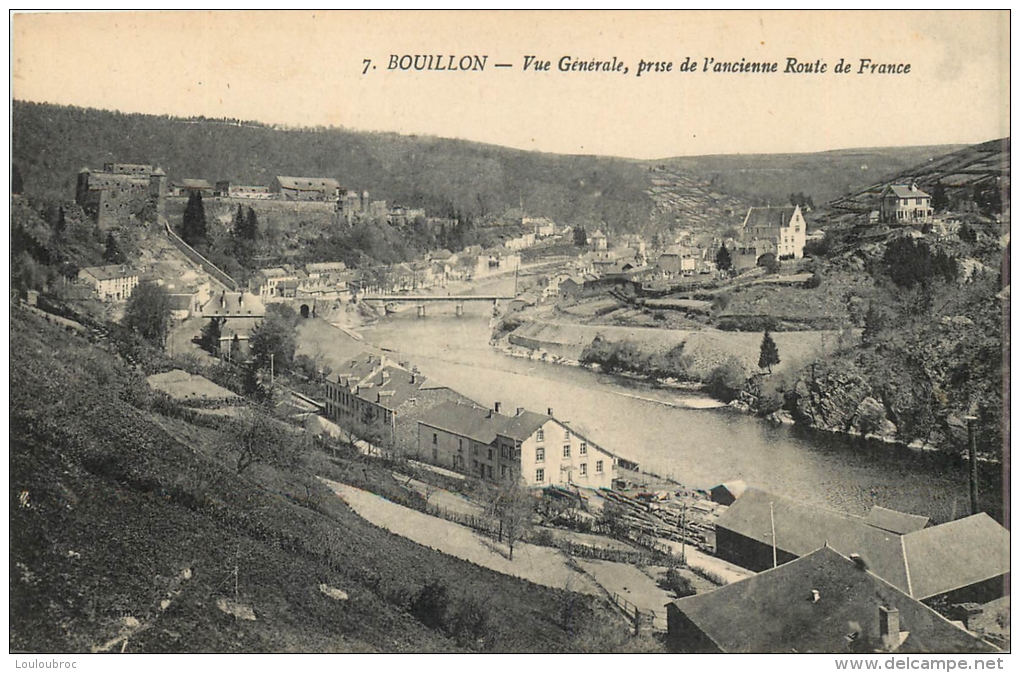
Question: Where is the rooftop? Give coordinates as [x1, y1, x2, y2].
[79, 264, 138, 281]
[743, 206, 800, 230]
[200, 292, 266, 318]
[275, 176, 340, 192]
[669, 546, 998, 654]
[716, 488, 1010, 600]
[418, 401, 550, 445]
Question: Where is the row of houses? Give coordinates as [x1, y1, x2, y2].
[321, 351, 618, 489]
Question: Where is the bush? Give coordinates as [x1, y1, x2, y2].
[448, 596, 493, 648]
[410, 578, 450, 630]
[661, 568, 696, 598]
[804, 270, 822, 289]
[705, 357, 748, 402]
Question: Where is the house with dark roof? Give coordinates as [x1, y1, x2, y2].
[417, 400, 616, 488]
[271, 176, 340, 201]
[714, 488, 1010, 605]
[323, 353, 428, 448]
[666, 546, 999, 653]
[881, 181, 933, 224]
[170, 178, 215, 197]
[78, 264, 139, 301]
[709, 479, 747, 506]
[740, 205, 807, 260]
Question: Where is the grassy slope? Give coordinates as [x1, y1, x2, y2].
[10, 309, 649, 653]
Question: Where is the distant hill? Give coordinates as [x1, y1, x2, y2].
[11, 100, 983, 236]
[828, 138, 1010, 213]
[11, 101, 654, 232]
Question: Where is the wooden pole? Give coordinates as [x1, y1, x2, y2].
[966, 415, 979, 515]
[770, 500, 778, 569]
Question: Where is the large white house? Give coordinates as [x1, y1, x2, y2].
[78, 264, 139, 301]
[740, 205, 808, 259]
[417, 401, 616, 489]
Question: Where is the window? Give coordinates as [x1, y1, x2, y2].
[563, 445, 571, 458]
[486, 465, 493, 479]
[596, 460, 604, 473]
[488, 448, 493, 461]
[501, 465, 508, 478]
[580, 463, 587, 476]
[535, 469, 545, 483]
[536, 447, 545, 462]
[458, 439, 463, 452]
[432, 433, 438, 445]
[564, 429, 572, 441]
[580, 442, 587, 455]
[473, 460, 479, 471]
[536, 429, 544, 442]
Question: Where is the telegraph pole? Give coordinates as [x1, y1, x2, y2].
[770, 500, 778, 569]
[966, 415, 979, 515]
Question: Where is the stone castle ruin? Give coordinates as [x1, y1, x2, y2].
[76, 163, 167, 229]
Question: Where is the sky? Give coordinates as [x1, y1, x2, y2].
[11, 10, 1011, 160]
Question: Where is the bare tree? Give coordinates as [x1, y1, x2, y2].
[489, 474, 534, 560]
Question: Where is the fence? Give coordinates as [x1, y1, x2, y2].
[607, 591, 668, 632]
[162, 219, 240, 291]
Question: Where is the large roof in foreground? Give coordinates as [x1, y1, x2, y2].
[716, 488, 1009, 600]
[670, 546, 998, 654]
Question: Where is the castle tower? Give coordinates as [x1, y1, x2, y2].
[149, 167, 167, 219]
[75, 168, 91, 207]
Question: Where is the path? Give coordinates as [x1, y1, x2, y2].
[574, 559, 673, 630]
[320, 478, 600, 594]
[391, 473, 483, 518]
[654, 538, 755, 585]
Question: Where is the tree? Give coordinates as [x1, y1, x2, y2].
[758, 329, 781, 374]
[931, 181, 949, 212]
[756, 252, 780, 274]
[123, 282, 173, 348]
[231, 406, 307, 474]
[199, 317, 225, 355]
[249, 308, 297, 374]
[181, 191, 208, 247]
[573, 225, 588, 247]
[715, 244, 733, 272]
[488, 475, 534, 561]
[103, 232, 126, 264]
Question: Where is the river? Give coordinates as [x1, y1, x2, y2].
[341, 294, 1003, 526]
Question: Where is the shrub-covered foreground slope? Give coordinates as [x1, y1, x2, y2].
[10, 309, 647, 653]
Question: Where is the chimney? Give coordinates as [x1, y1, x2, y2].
[879, 606, 900, 650]
[238, 293, 243, 306]
[810, 589, 820, 603]
[516, 407, 525, 416]
[410, 373, 417, 385]
[382, 370, 390, 381]
[494, 401, 502, 414]
[487, 409, 494, 419]
[547, 407, 554, 417]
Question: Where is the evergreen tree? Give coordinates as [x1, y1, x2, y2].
[930, 181, 949, 212]
[244, 207, 259, 241]
[199, 317, 224, 355]
[103, 232, 126, 264]
[758, 329, 781, 374]
[715, 244, 733, 272]
[181, 191, 207, 246]
[573, 225, 588, 247]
